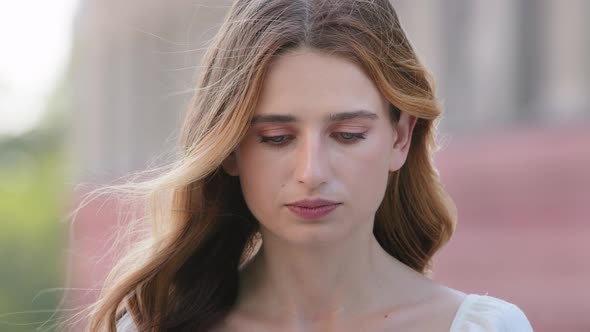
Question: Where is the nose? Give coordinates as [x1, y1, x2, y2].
[294, 132, 330, 190]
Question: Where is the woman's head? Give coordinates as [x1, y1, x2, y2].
[221, 48, 417, 246]
[87, 1, 456, 331]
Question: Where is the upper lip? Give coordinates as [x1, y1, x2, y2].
[286, 199, 340, 208]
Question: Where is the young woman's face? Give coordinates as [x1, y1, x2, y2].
[223, 48, 416, 245]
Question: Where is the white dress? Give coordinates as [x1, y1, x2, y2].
[449, 294, 534, 331]
[117, 293, 534, 331]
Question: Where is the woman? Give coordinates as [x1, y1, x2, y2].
[87, 0, 534, 331]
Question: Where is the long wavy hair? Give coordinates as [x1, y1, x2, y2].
[85, 0, 456, 330]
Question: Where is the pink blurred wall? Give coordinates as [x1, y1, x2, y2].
[433, 123, 590, 331]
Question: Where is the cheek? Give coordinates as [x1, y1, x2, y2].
[234, 142, 285, 219]
[340, 138, 391, 211]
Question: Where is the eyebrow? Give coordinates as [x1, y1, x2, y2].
[250, 110, 379, 124]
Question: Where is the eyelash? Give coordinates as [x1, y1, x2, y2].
[259, 132, 367, 147]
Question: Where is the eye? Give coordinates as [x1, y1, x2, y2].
[260, 135, 293, 146]
[259, 132, 366, 147]
[331, 132, 367, 143]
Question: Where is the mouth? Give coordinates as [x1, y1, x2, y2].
[285, 200, 341, 219]
[286, 198, 340, 208]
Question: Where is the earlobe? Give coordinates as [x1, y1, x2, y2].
[221, 152, 239, 176]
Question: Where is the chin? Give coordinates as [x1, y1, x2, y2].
[262, 218, 357, 247]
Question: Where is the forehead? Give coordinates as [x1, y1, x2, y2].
[255, 48, 388, 117]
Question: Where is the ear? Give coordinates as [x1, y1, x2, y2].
[388, 112, 417, 172]
[221, 151, 239, 176]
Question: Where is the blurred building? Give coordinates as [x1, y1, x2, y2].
[401, 0, 590, 129]
[67, 1, 590, 331]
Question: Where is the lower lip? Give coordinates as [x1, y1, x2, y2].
[286, 204, 340, 219]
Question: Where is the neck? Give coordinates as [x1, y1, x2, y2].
[238, 226, 416, 325]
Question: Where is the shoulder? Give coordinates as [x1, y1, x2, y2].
[449, 294, 534, 332]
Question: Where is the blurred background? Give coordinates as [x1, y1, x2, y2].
[0, 0, 588, 331]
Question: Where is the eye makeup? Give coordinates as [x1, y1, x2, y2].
[258, 130, 368, 148]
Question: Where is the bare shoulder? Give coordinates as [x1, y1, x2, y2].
[373, 283, 467, 332]
[430, 284, 468, 311]
[417, 284, 467, 329]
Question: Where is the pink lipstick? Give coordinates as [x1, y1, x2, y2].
[286, 199, 340, 219]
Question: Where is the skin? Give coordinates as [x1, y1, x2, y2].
[220, 48, 465, 332]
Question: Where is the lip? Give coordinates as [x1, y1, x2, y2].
[286, 199, 341, 219]
[287, 199, 340, 208]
